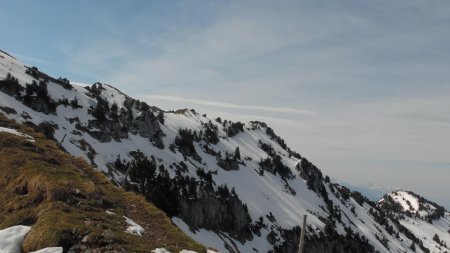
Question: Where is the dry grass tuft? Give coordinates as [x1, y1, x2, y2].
[0, 114, 205, 252]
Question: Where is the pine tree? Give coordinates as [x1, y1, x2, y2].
[70, 97, 80, 108]
[157, 111, 164, 124]
[410, 242, 416, 251]
[433, 233, 440, 244]
[234, 146, 241, 160]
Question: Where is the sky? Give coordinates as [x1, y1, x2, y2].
[1, 0, 450, 207]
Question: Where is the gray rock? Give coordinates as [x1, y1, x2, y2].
[179, 188, 252, 242]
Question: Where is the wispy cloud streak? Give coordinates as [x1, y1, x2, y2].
[145, 95, 315, 115]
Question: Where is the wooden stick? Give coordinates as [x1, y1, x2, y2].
[298, 214, 307, 253]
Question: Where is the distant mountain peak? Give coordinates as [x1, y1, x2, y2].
[378, 190, 447, 222]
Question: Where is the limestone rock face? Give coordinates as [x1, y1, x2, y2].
[179, 188, 252, 242]
[87, 109, 162, 145]
[134, 110, 160, 139]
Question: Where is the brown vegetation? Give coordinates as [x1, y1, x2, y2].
[0, 114, 205, 252]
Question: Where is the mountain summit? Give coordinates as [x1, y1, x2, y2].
[0, 50, 449, 253]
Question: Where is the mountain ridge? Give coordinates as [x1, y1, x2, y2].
[0, 50, 449, 253]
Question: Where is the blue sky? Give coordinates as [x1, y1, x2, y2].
[1, 1, 450, 207]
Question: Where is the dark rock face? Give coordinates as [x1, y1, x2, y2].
[87, 119, 124, 143]
[134, 110, 161, 139]
[87, 107, 162, 145]
[275, 228, 375, 253]
[179, 188, 252, 242]
[302, 239, 375, 253]
[121, 152, 252, 243]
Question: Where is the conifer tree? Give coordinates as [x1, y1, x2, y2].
[234, 146, 241, 160]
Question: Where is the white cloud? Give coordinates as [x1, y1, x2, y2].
[146, 95, 314, 115]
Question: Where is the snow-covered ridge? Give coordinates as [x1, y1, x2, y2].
[1, 50, 449, 253]
[379, 190, 447, 218]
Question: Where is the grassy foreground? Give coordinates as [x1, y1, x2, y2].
[0, 113, 205, 252]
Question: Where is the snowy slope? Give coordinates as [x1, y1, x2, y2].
[1, 50, 449, 253]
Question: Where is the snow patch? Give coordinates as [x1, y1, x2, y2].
[29, 247, 63, 253]
[151, 249, 171, 253]
[123, 216, 144, 236]
[0, 126, 35, 142]
[0, 225, 31, 253]
[390, 191, 420, 212]
[0, 226, 63, 253]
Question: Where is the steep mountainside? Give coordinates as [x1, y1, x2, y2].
[0, 50, 449, 253]
[0, 114, 206, 252]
